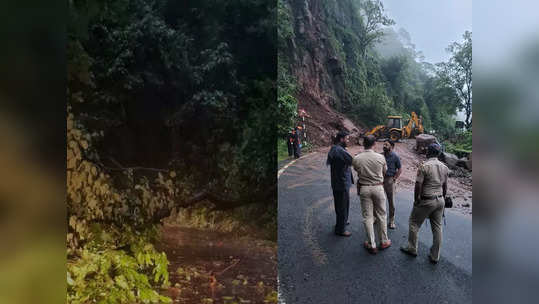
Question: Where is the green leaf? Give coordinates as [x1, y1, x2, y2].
[115, 275, 129, 289]
[67, 271, 75, 286]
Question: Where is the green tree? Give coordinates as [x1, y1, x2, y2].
[357, 0, 395, 58]
[437, 31, 472, 129]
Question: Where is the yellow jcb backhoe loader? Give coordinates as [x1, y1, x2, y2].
[363, 112, 424, 142]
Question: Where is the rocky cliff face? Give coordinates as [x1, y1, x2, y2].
[283, 0, 362, 146]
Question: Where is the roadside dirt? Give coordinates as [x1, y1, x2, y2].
[156, 225, 277, 303]
[320, 139, 472, 216]
[297, 92, 363, 147]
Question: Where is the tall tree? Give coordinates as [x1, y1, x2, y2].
[357, 0, 395, 58]
[437, 31, 472, 129]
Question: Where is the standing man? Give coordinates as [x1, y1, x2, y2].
[293, 126, 302, 158]
[400, 143, 449, 264]
[287, 129, 294, 157]
[326, 131, 354, 237]
[383, 141, 402, 229]
[353, 135, 391, 254]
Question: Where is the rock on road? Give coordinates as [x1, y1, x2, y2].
[278, 147, 472, 304]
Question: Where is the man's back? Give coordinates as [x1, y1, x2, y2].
[417, 158, 449, 196]
[353, 149, 386, 185]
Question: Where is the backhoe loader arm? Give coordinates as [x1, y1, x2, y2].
[404, 112, 424, 138]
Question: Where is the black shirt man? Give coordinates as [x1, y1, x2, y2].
[326, 131, 354, 236]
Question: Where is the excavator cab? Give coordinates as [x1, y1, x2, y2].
[385, 116, 403, 141]
[386, 116, 403, 129]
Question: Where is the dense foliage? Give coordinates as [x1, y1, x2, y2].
[444, 130, 472, 155]
[68, 0, 278, 302]
[277, 0, 299, 137]
[69, 0, 277, 203]
[67, 110, 174, 303]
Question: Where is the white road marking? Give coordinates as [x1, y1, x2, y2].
[277, 152, 318, 179]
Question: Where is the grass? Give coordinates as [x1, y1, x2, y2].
[278, 139, 291, 162]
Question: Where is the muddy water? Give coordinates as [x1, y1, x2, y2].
[156, 225, 277, 303]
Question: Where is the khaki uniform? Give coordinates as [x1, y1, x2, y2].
[406, 157, 449, 261]
[352, 149, 389, 248]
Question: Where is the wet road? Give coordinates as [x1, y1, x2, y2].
[278, 150, 472, 304]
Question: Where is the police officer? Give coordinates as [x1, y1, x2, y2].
[353, 135, 391, 254]
[400, 143, 449, 264]
[382, 140, 402, 229]
[326, 131, 354, 237]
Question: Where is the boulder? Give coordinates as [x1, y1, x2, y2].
[457, 157, 468, 169]
[465, 160, 472, 171]
[465, 152, 472, 170]
[415, 134, 437, 154]
[439, 152, 460, 169]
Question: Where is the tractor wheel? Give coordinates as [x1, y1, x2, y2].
[389, 130, 401, 142]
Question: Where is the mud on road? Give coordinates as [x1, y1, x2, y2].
[156, 225, 277, 303]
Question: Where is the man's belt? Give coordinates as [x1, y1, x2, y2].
[359, 182, 383, 187]
[421, 195, 443, 200]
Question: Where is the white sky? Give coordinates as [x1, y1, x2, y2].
[382, 0, 472, 64]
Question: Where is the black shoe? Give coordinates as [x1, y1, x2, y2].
[346, 222, 350, 226]
[335, 231, 352, 237]
[428, 254, 438, 264]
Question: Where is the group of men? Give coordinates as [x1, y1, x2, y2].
[326, 131, 449, 264]
[287, 126, 303, 159]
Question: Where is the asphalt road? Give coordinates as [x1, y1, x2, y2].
[278, 151, 472, 304]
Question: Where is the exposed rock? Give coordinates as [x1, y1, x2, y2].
[440, 152, 460, 169]
[466, 152, 472, 170]
[283, 0, 361, 146]
[456, 157, 468, 169]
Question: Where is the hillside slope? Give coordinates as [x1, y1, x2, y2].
[281, 0, 364, 146]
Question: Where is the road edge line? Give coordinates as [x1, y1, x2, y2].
[277, 152, 317, 179]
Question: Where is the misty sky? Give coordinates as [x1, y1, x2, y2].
[382, 0, 472, 64]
